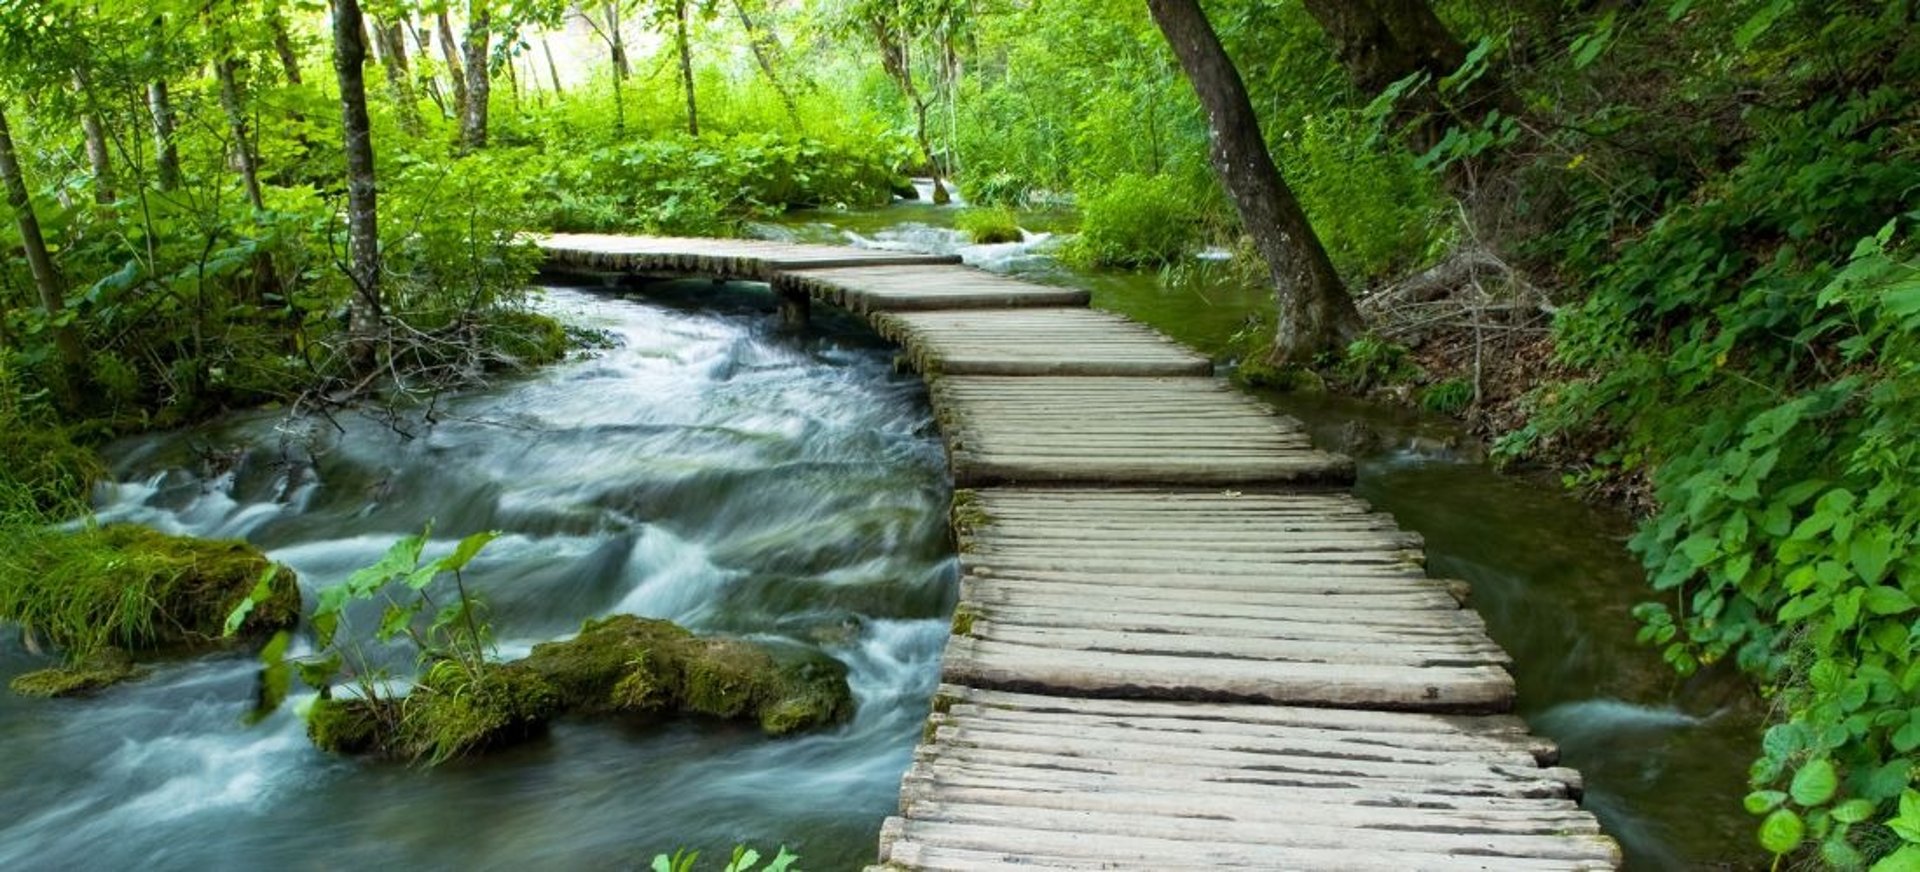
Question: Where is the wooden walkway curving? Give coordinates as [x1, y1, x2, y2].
[539, 233, 1621, 870]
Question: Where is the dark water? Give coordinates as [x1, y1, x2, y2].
[0, 283, 953, 870]
[762, 191, 1764, 870]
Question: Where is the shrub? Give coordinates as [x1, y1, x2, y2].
[1066, 173, 1203, 268]
[955, 206, 1023, 244]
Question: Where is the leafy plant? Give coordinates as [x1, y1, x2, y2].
[651, 845, 800, 872]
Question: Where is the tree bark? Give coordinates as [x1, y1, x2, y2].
[375, 19, 424, 134]
[270, 12, 304, 84]
[0, 101, 83, 402]
[72, 68, 114, 204]
[333, 0, 382, 363]
[147, 80, 182, 190]
[215, 58, 266, 211]
[460, 2, 491, 150]
[1300, 0, 1509, 153]
[675, 0, 699, 136]
[542, 38, 563, 94]
[604, 2, 629, 79]
[437, 10, 469, 125]
[1147, 0, 1362, 365]
[732, 0, 801, 125]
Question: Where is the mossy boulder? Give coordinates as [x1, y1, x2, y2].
[483, 310, 571, 368]
[307, 663, 561, 762]
[2, 524, 299, 696]
[8, 648, 141, 698]
[523, 614, 853, 735]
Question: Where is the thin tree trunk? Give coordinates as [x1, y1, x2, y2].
[542, 38, 563, 94]
[604, 2, 630, 79]
[375, 19, 424, 134]
[1147, 0, 1361, 365]
[215, 58, 266, 211]
[460, 2, 491, 150]
[409, 22, 449, 116]
[333, 0, 382, 363]
[73, 68, 114, 204]
[271, 12, 304, 84]
[148, 80, 182, 190]
[732, 0, 800, 125]
[675, 0, 698, 137]
[0, 102, 82, 403]
[437, 10, 469, 124]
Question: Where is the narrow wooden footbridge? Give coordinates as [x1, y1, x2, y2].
[538, 234, 1622, 870]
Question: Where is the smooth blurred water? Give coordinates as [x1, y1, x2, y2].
[0, 281, 954, 870]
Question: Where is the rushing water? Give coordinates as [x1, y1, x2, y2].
[762, 195, 1765, 870]
[0, 282, 954, 870]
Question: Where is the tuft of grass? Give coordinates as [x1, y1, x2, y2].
[955, 206, 1023, 244]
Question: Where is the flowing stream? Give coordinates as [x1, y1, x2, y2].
[2, 185, 1760, 871]
[0, 282, 953, 869]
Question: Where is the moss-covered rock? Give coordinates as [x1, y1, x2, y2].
[308, 697, 396, 755]
[2, 524, 300, 696]
[483, 310, 571, 368]
[403, 662, 562, 763]
[523, 614, 852, 735]
[8, 648, 141, 698]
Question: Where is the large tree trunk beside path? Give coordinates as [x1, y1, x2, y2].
[1146, 0, 1363, 365]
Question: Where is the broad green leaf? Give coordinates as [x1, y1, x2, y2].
[1745, 790, 1787, 814]
[1758, 808, 1805, 854]
[1832, 798, 1877, 823]
[764, 847, 798, 872]
[1790, 759, 1838, 807]
[378, 602, 418, 642]
[1854, 532, 1896, 585]
[1874, 845, 1920, 872]
[296, 653, 343, 691]
[223, 566, 282, 636]
[439, 530, 502, 573]
[1895, 792, 1920, 843]
[1865, 587, 1915, 616]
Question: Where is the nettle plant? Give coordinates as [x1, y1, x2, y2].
[228, 524, 500, 726]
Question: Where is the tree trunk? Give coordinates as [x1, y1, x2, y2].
[437, 10, 469, 125]
[675, 0, 699, 136]
[270, 12, 304, 84]
[542, 38, 563, 94]
[333, 0, 382, 363]
[0, 101, 83, 403]
[732, 0, 801, 126]
[408, 22, 449, 116]
[375, 19, 424, 134]
[460, 3, 491, 150]
[1147, 0, 1361, 365]
[73, 68, 114, 204]
[604, 2, 630, 79]
[1300, 0, 1508, 153]
[147, 80, 182, 190]
[215, 58, 266, 211]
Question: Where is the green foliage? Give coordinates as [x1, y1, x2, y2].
[651, 845, 800, 872]
[954, 206, 1022, 244]
[1331, 335, 1421, 392]
[1494, 6, 1920, 850]
[1065, 174, 1204, 268]
[1421, 378, 1474, 414]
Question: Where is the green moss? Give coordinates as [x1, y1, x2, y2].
[483, 310, 571, 368]
[0, 524, 300, 665]
[950, 603, 980, 638]
[403, 662, 562, 763]
[955, 207, 1022, 244]
[950, 489, 990, 535]
[523, 614, 852, 735]
[308, 697, 395, 755]
[8, 648, 141, 697]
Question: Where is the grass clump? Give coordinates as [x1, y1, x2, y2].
[955, 206, 1023, 244]
[1064, 174, 1204, 268]
[0, 427, 104, 519]
[1, 525, 300, 664]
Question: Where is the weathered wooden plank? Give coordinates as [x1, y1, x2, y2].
[941, 636, 1517, 711]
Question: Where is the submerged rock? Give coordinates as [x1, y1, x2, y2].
[8, 648, 141, 698]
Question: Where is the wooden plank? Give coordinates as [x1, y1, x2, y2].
[776, 265, 1089, 313]
[872, 308, 1212, 377]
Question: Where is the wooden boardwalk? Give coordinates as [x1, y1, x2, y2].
[539, 233, 1621, 870]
